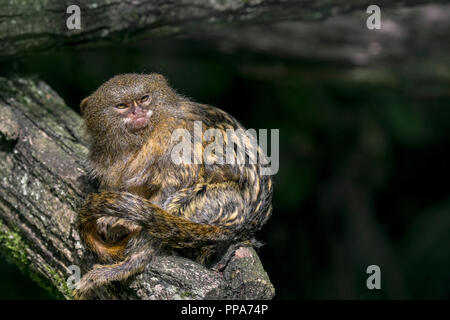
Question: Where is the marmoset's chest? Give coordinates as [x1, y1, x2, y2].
[101, 153, 203, 205]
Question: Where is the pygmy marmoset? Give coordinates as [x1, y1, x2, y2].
[75, 73, 273, 299]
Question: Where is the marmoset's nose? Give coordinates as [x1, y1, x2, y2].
[131, 100, 144, 115]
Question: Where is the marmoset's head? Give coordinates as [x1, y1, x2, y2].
[81, 73, 179, 148]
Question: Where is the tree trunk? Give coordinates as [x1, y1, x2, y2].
[0, 75, 274, 299]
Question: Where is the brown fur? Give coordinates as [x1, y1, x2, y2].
[75, 73, 273, 299]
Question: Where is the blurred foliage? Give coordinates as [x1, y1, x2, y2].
[0, 38, 449, 299]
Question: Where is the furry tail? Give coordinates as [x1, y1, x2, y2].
[80, 191, 234, 250]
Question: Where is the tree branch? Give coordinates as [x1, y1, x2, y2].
[0, 0, 448, 66]
[0, 75, 275, 299]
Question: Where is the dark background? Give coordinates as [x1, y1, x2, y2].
[0, 37, 449, 299]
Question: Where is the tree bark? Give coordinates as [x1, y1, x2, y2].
[0, 0, 448, 66]
[0, 75, 275, 299]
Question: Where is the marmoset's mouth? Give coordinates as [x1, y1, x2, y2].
[127, 110, 153, 131]
[127, 116, 149, 131]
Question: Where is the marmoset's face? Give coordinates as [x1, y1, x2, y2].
[80, 73, 179, 140]
[113, 93, 153, 132]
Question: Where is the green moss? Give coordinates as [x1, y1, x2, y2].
[29, 265, 65, 300]
[0, 219, 66, 299]
[0, 220, 29, 267]
[42, 264, 73, 299]
[179, 290, 194, 298]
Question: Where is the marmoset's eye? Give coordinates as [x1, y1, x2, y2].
[115, 103, 127, 109]
[140, 95, 150, 103]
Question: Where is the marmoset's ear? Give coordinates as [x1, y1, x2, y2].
[80, 97, 89, 114]
[151, 73, 167, 84]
